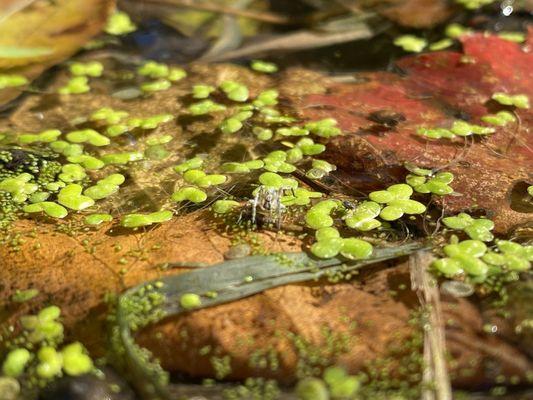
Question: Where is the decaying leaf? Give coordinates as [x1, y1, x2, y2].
[0, 0, 115, 68]
[296, 32, 533, 234]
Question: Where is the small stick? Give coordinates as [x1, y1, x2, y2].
[410, 250, 452, 400]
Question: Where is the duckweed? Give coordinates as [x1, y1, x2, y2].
[131, 113, 173, 129]
[212, 199, 240, 214]
[263, 151, 296, 173]
[251, 60, 278, 74]
[0, 173, 38, 202]
[281, 188, 322, 206]
[253, 126, 273, 141]
[168, 67, 187, 81]
[442, 213, 494, 241]
[305, 200, 340, 229]
[192, 84, 216, 99]
[369, 183, 426, 221]
[188, 100, 226, 115]
[345, 201, 382, 231]
[220, 118, 243, 134]
[295, 377, 329, 400]
[445, 23, 472, 39]
[405, 166, 454, 195]
[84, 173, 124, 200]
[85, 213, 113, 225]
[105, 11, 137, 35]
[138, 61, 169, 78]
[101, 151, 143, 164]
[180, 293, 202, 309]
[57, 184, 95, 210]
[305, 118, 341, 138]
[2, 348, 31, 377]
[61, 342, 94, 376]
[67, 154, 104, 170]
[220, 80, 249, 102]
[497, 31, 526, 43]
[0, 74, 28, 89]
[295, 138, 326, 156]
[141, 79, 171, 92]
[121, 210, 173, 228]
[183, 170, 227, 187]
[394, 35, 427, 52]
[18, 129, 61, 144]
[174, 156, 204, 173]
[310, 227, 373, 260]
[433, 239, 489, 278]
[221, 160, 264, 173]
[306, 159, 336, 179]
[429, 38, 453, 51]
[36, 347, 62, 379]
[90, 107, 128, 124]
[171, 187, 207, 203]
[323, 366, 360, 398]
[69, 61, 103, 77]
[259, 172, 297, 189]
[23, 201, 68, 218]
[58, 76, 90, 94]
[58, 163, 86, 182]
[277, 126, 309, 137]
[455, 0, 498, 10]
[253, 89, 279, 107]
[66, 129, 110, 146]
[492, 92, 529, 109]
[481, 111, 516, 126]
[482, 240, 532, 272]
[50, 141, 83, 157]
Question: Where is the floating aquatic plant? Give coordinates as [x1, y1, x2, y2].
[344, 201, 382, 231]
[171, 187, 207, 203]
[84, 173, 125, 200]
[492, 92, 529, 109]
[251, 60, 278, 74]
[212, 200, 240, 214]
[188, 100, 226, 115]
[393, 35, 427, 53]
[305, 200, 340, 229]
[23, 201, 67, 218]
[85, 213, 113, 225]
[90, 107, 128, 124]
[121, 210, 173, 228]
[66, 129, 110, 146]
[221, 160, 264, 173]
[105, 11, 136, 35]
[405, 164, 454, 195]
[0, 74, 28, 89]
[310, 227, 373, 260]
[481, 110, 516, 126]
[57, 184, 94, 210]
[369, 184, 426, 221]
[18, 129, 61, 144]
[69, 61, 103, 77]
[174, 156, 204, 173]
[58, 76, 90, 94]
[304, 118, 341, 138]
[220, 80, 249, 102]
[141, 79, 171, 92]
[442, 212, 494, 241]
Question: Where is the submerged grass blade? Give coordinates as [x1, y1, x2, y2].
[114, 242, 423, 399]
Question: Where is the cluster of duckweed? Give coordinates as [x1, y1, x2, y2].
[296, 366, 361, 400]
[404, 164, 454, 196]
[223, 377, 280, 400]
[0, 74, 28, 89]
[455, 0, 496, 9]
[432, 232, 532, 285]
[0, 306, 94, 398]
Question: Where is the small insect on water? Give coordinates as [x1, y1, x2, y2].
[241, 185, 295, 229]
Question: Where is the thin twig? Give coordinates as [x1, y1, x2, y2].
[143, 0, 292, 24]
[410, 250, 452, 400]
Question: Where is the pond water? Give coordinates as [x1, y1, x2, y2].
[0, 1, 532, 400]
